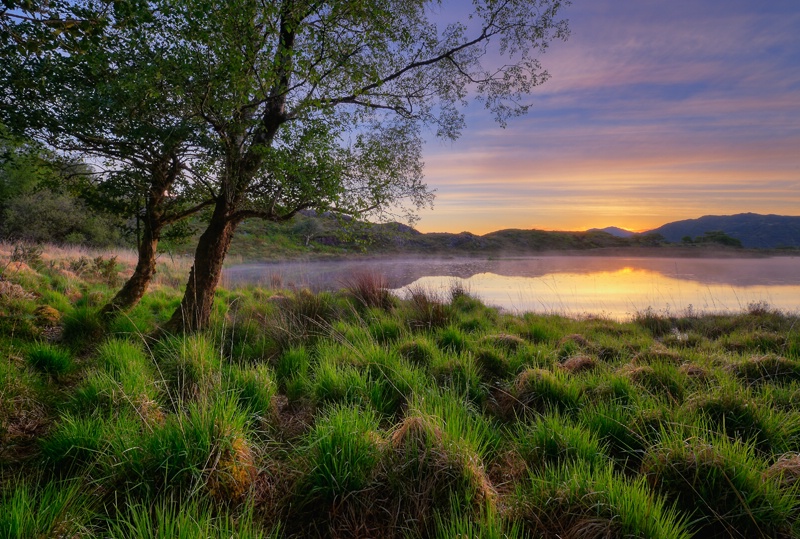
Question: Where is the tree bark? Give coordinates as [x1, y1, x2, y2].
[101, 219, 161, 316]
[164, 200, 238, 333]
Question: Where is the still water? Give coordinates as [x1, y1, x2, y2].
[224, 256, 800, 320]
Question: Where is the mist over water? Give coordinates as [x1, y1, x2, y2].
[224, 256, 800, 320]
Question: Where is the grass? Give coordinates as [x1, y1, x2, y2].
[107, 497, 274, 539]
[1, 244, 800, 537]
[26, 342, 74, 378]
[0, 476, 94, 537]
[641, 429, 797, 538]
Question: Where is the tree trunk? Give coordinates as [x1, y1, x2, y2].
[164, 201, 238, 332]
[101, 217, 161, 316]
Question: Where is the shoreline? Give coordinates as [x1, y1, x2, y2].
[226, 245, 797, 265]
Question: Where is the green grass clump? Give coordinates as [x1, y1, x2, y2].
[343, 271, 394, 311]
[299, 404, 383, 503]
[578, 402, 649, 469]
[481, 333, 526, 352]
[474, 346, 512, 380]
[436, 325, 468, 353]
[730, 354, 800, 385]
[685, 387, 800, 453]
[404, 285, 452, 330]
[155, 334, 222, 404]
[434, 502, 524, 539]
[360, 345, 429, 416]
[623, 362, 686, 404]
[408, 389, 502, 461]
[0, 477, 93, 538]
[275, 346, 311, 399]
[513, 413, 608, 471]
[632, 307, 674, 337]
[26, 342, 74, 378]
[224, 363, 277, 424]
[107, 498, 273, 539]
[265, 289, 338, 350]
[112, 397, 255, 501]
[641, 432, 798, 538]
[61, 305, 104, 349]
[107, 305, 156, 336]
[396, 337, 437, 366]
[311, 352, 369, 407]
[70, 339, 159, 418]
[368, 315, 404, 344]
[521, 317, 561, 344]
[430, 351, 486, 406]
[511, 463, 691, 539]
[510, 368, 582, 416]
[39, 413, 112, 471]
[583, 372, 637, 405]
[381, 412, 496, 536]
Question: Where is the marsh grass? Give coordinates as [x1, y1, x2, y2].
[513, 413, 609, 471]
[510, 367, 583, 417]
[264, 288, 339, 350]
[155, 334, 222, 404]
[109, 397, 255, 500]
[0, 476, 94, 538]
[107, 497, 274, 539]
[343, 271, 394, 311]
[299, 403, 383, 502]
[26, 342, 74, 378]
[641, 430, 798, 538]
[4, 245, 800, 537]
[512, 462, 692, 539]
[404, 284, 452, 329]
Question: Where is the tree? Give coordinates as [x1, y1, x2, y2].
[158, 0, 571, 332]
[1, 1, 215, 313]
[696, 231, 743, 248]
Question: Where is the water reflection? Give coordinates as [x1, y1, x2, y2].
[224, 256, 800, 319]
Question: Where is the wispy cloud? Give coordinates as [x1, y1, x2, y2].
[417, 0, 800, 233]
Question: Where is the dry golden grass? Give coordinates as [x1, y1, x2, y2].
[0, 242, 194, 290]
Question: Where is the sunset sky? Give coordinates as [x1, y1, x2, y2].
[414, 0, 800, 234]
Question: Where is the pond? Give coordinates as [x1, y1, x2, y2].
[223, 256, 800, 320]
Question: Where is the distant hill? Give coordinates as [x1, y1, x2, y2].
[227, 211, 800, 261]
[587, 226, 635, 238]
[648, 213, 800, 249]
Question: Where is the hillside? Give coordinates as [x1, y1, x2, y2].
[220, 211, 800, 261]
[227, 212, 666, 261]
[649, 213, 800, 249]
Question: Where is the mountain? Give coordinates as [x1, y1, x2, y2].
[648, 213, 800, 249]
[587, 226, 635, 238]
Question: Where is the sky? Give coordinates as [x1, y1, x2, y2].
[413, 0, 800, 234]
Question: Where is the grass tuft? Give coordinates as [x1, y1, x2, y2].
[343, 271, 394, 310]
[0, 477, 93, 538]
[404, 285, 452, 330]
[26, 342, 74, 378]
[641, 432, 798, 538]
[511, 462, 691, 539]
[300, 404, 383, 502]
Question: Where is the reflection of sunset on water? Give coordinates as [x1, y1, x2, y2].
[226, 256, 800, 320]
[396, 266, 800, 321]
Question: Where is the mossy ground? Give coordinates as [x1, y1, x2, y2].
[1, 244, 799, 538]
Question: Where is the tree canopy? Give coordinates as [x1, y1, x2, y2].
[1, 0, 572, 331]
